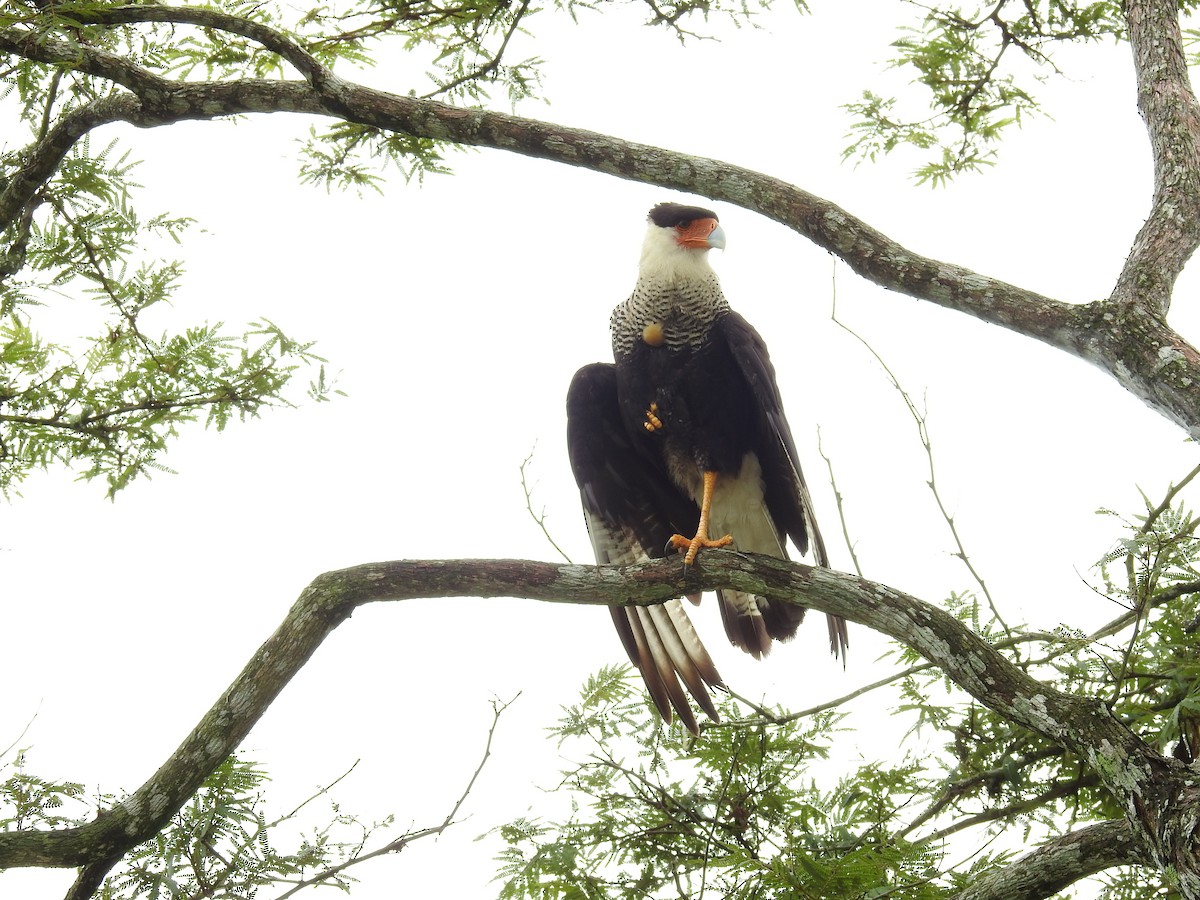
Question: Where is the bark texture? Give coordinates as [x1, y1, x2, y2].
[0, 553, 1192, 896]
[2, 3, 1200, 436]
[950, 819, 1149, 900]
[4, 0, 1200, 897]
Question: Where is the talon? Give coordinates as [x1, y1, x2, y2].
[670, 470, 732, 567]
[669, 531, 734, 568]
[644, 401, 663, 432]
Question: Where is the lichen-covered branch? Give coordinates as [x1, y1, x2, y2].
[950, 819, 1149, 900]
[6, 4, 1200, 893]
[1113, 0, 1200, 315]
[0, 552, 1191, 894]
[6, 9, 1200, 435]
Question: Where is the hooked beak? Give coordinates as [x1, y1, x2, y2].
[676, 217, 726, 251]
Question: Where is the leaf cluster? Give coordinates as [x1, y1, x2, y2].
[491, 666, 958, 899]
[2, 85, 339, 493]
[1093, 488, 1200, 764]
[0, 749, 87, 832]
[843, 1, 1128, 183]
[493, 474, 1200, 898]
[97, 755, 364, 900]
[0, 749, 418, 899]
[1, 160, 335, 493]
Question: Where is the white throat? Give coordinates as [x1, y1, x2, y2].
[638, 225, 717, 285]
[610, 226, 729, 357]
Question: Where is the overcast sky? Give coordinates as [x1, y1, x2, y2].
[3, 2, 1196, 897]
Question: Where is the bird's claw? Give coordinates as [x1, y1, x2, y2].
[643, 402, 663, 433]
[668, 531, 735, 570]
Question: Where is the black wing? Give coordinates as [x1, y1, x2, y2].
[715, 312, 849, 658]
[566, 362, 724, 733]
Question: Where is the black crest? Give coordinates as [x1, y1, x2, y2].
[648, 202, 719, 228]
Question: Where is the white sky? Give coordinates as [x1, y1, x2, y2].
[3, 1, 1196, 896]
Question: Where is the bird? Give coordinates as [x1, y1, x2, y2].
[565, 201, 847, 734]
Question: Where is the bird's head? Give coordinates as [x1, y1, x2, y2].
[639, 202, 726, 282]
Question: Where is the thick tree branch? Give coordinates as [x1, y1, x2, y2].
[950, 818, 1150, 900]
[0, 552, 1182, 892]
[1114, 0, 1200, 315]
[0, 93, 140, 233]
[59, 4, 331, 84]
[6, 14, 1200, 434]
[1, 3, 1198, 897]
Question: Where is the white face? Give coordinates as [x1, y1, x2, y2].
[638, 222, 719, 283]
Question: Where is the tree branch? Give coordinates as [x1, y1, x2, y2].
[1112, 0, 1200, 315]
[950, 819, 1150, 900]
[0, 552, 1186, 888]
[3, 3, 1199, 895]
[271, 694, 515, 900]
[6, 14, 1200, 434]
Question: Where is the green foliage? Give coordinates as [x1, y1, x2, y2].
[97, 755, 352, 900]
[0, 749, 415, 898]
[493, 476, 1200, 898]
[1092, 487, 1200, 766]
[0, 0, 792, 494]
[0, 309, 332, 495]
[1097, 866, 1175, 900]
[1, 122, 336, 495]
[0, 749, 87, 832]
[298, 123, 451, 193]
[492, 666, 955, 899]
[843, 1, 1127, 183]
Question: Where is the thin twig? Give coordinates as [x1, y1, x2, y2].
[714, 630, 1060, 731]
[268, 759, 361, 829]
[519, 446, 572, 564]
[918, 774, 1097, 845]
[271, 694, 517, 900]
[830, 263, 1013, 640]
[417, 0, 533, 100]
[817, 425, 863, 577]
[0, 707, 40, 761]
[897, 745, 1065, 840]
[1112, 462, 1200, 702]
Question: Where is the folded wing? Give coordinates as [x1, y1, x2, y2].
[566, 362, 725, 733]
[716, 311, 848, 658]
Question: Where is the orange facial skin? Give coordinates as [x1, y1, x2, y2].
[674, 217, 721, 249]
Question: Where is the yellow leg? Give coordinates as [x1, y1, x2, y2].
[669, 470, 734, 567]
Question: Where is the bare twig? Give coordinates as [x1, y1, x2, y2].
[711, 630, 1060, 732]
[817, 425, 863, 578]
[270, 759, 361, 829]
[0, 707, 40, 761]
[830, 270, 1013, 640]
[519, 446, 572, 564]
[272, 694, 517, 899]
[920, 775, 1099, 846]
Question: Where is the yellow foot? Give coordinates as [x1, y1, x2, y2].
[644, 401, 663, 433]
[668, 531, 734, 568]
